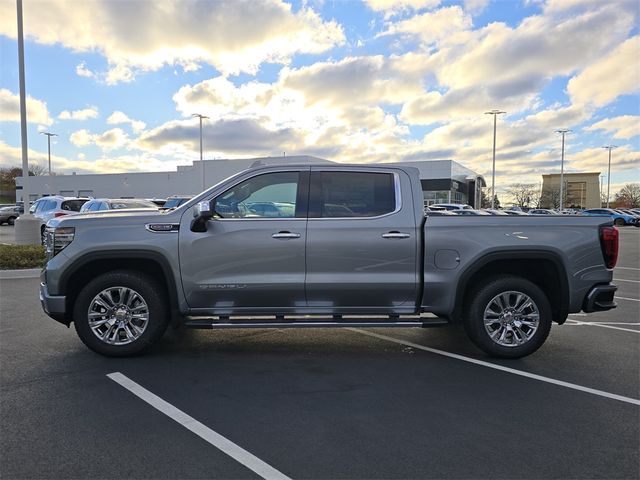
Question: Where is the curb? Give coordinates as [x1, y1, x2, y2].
[0, 268, 41, 279]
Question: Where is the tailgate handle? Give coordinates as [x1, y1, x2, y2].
[272, 231, 301, 239]
[382, 231, 411, 239]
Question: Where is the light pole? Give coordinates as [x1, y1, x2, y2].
[192, 113, 209, 191]
[485, 109, 506, 209]
[603, 145, 617, 208]
[555, 129, 571, 212]
[40, 132, 57, 175]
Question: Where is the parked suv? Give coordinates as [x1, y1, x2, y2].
[29, 196, 89, 240]
[582, 208, 638, 227]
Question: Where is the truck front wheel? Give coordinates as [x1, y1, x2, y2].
[464, 276, 552, 359]
[73, 270, 169, 356]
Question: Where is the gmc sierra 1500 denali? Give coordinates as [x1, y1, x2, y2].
[40, 164, 619, 358]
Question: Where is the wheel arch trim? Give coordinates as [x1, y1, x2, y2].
[453, 249, 570, 324]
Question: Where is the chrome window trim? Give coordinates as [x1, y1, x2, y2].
[202, 167, 402, 222]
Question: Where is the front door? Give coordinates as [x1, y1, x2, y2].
[305, 168, 418, 311]
[179, 169, 309, 313]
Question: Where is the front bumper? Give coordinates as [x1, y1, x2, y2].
[40, 281, 69, 326]
[583, 283, 617, 312]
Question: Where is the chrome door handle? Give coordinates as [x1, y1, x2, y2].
[382, 232, 411, 239]
[272, 231, 301, 239]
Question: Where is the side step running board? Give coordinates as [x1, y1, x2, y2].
[184, 319, 449, 329]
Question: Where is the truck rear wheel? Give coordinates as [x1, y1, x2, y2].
[73, 270, 169, 356]
[464, 276, 552, 359]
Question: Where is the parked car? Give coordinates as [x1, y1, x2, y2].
[161, 195, 192, 209]
[0, 205, 22, 225]
[504, 210, 529, 216]
[451, 209, 491, 215]
[80, 198, 158, 213]
[483, 209, 509, 215]
[424, 209, 456, 216]
[40, 164, 618, 359]
[529, 209, 556, 215]
[582, 208, 638, 227]
[430, 203, 474, 211]
[29, 196, 89, 240]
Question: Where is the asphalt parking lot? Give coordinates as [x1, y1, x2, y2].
[1, 228, 638, 479]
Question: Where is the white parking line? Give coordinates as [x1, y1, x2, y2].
[617, 267, 640, 271]
[616, 296, 640, 302]
[107, 372, 291, 480]
[348, 329, 640, 406]
[565, 319, 640, 334]
[614, 278, 640, 283]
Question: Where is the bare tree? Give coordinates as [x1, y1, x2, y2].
[614, 183, 640, 208]
[481, 188, 501, 209]
[505, 183, 538, 208]
[540, 185, 561, 209]
[28, 163, 47, 176]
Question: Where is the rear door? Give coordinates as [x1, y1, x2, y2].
[179, 168, 309, 312]
[305, 168, 418, 310]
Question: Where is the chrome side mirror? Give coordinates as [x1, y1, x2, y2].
[191, 200, 214, 232]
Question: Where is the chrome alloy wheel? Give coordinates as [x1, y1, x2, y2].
[87, 286, 149, 345]
[483, 291, 540, 347]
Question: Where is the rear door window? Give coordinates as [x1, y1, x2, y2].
[61, 200, 88, 211]
[310, 171, 396, 218]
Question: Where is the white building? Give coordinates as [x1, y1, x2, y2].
[17, 155, 485, 207]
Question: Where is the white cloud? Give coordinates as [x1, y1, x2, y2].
[364, 0, 441, 18]
[0, 89, 52, 125]
[586, 116, 640, 140]
[58, 107, 99, 121]
[0, 0, 345, 81]
[75, 62, 95, 78]
[69, 128, 129, 150]
[567, 36, 640, 107]
[436, 5, 634, 91]
[107, 111, 146, 133]
[379, 6, 472, 45]
[464, 0, 490, 15]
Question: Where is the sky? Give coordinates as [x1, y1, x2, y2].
[0, 0, 638, 197]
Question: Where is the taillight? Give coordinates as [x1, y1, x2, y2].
[599, 226, 619, 269]
[54, 212, 68, 217]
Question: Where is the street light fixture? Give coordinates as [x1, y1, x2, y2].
[603, 145, 617, 208]
[555, 129, 571, 212]
[192, 113, 209, 191]
[485, 109, 506, 209]
[40, 131, 57, 175]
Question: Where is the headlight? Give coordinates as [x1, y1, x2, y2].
[46, 226, 75, 258]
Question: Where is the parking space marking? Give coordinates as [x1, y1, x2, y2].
[565, 319, 640, 334]
[614, 278, 640, 283]
[107, 372, 291, 480]
[616, 266, 640, 271]
[348, 329, 640, 406]
[616, 296, 640, 302]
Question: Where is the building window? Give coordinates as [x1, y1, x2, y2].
[78, 190, 94, 198]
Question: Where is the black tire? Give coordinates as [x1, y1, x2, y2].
[73, 270, 169, 357]
[8, 217, 16, 225]
[463, 276, 552, 359]
[614, 218, 624, 227]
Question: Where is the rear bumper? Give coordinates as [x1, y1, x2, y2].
[583, 284, 617, 312]
[40, 281, 69, 326]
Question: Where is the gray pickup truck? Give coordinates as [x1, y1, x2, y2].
[40, 164, 619, 358]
